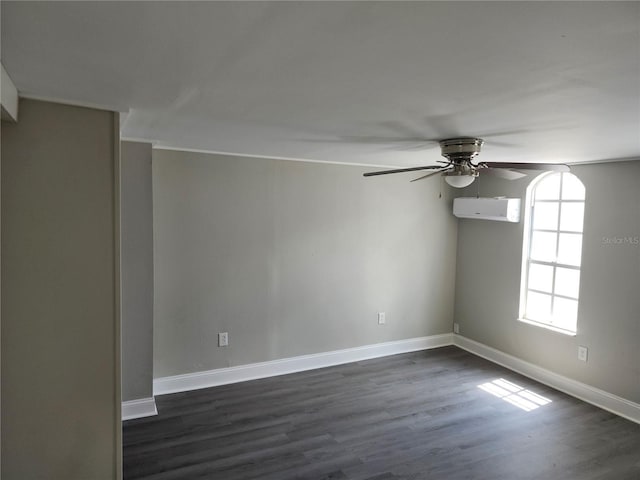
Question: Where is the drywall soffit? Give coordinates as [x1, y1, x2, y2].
[1, 63, 19, 122]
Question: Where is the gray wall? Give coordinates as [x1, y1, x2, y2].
[454, 161, 640, 403]
[121, 141, 154, 401]
[1, 99, 120, 479]
[153, 150, 458, 378]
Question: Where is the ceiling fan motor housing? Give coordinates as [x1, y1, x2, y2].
[439, 137, 484, 162]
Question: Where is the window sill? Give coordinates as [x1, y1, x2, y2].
[517, 317, 577, 337]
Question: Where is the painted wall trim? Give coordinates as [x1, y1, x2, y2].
[122, 397, 158, 421]
[453, 334, 640, 424]
[1, 63, 19, 121]
[113, 114, 123, 480]
[154, 334, 453, 396]
[140, 142, 402, 170]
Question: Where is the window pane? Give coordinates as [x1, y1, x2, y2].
[557, 233, 582, 266]
[528, 263, 553, 293]
[526, 291, 551, 321]
[559, 203, 584, 232]
[555, 267, 580, 298]
[535, 174, 561, 200]
[561, 173, 585, 200]
[521, 172, 584, 335]
[533, 202, 559, 230]
[530, 231, 557, 262]
[552, 297, 578, 331]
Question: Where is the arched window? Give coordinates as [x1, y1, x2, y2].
[519, 172, 585, 334]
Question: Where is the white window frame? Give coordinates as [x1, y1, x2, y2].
[518, 172, 585, 335]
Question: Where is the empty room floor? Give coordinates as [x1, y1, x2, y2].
[123, 346, 640, 480]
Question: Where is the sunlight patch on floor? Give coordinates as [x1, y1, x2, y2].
[478, 378, 552, 412]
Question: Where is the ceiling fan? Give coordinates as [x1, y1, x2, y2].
[363, 137, 569, 187]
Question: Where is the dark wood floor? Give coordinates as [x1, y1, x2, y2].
[123, 346, 640, 479]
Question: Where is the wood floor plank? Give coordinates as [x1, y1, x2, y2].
[124, 346, 640, 480]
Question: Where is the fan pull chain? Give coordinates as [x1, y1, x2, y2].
[439, 175, 443, 198]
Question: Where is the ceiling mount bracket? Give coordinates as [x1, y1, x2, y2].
[439, 137, 484, 162]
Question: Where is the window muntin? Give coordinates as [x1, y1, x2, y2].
[520, 172, 585, 334]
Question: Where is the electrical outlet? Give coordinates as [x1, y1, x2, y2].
[453, 323, 460, 334]
[218, 332, 229, 347]
[578, 345, 588, 362]
[378, 312, 386, 325]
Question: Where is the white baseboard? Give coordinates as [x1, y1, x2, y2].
[453, 334, 640, 424]
[154, 334, 453, 396]
[122, 397, 158, 421]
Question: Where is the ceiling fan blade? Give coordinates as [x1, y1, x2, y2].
[472, 129, 532, 139]
[363, 165, 443, 177]
[300, 135, 439, 151]
[481, 162, 570, 172]
[385, 141, 439, 151]
[301, 135, 429, 145]
[418, 114, 458, 139]
[378, 120, 433, 139]
[410, 169, 448, 183]
[482, 168, 528, 180]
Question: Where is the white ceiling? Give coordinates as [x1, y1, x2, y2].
[2, 1, 639, 168]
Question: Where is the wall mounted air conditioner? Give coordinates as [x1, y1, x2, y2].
[453, 197, 521, 223]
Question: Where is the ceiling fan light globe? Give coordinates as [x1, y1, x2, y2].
[444, 174, 476, 188]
